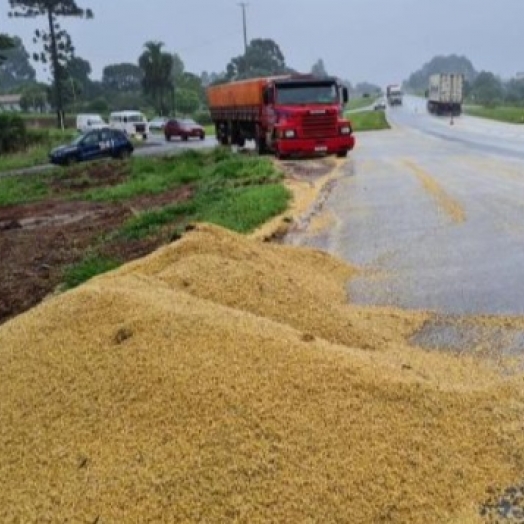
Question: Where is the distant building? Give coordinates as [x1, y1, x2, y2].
[0, 94, 22, 112]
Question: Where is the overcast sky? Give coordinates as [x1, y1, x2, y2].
[2, 0, 523, 86]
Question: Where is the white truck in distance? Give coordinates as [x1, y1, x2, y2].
[426, 73, 464, 116]
[386, 84, 403, 106]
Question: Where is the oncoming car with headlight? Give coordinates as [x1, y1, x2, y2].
[49, 128, 134, 166]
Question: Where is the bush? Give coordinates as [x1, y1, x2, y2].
[86, 97, 110, 113]
[0, 114, 27, 154]
[193, 109, 213, 126]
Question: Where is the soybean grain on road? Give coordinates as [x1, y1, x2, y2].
[288, 96, 524, 353]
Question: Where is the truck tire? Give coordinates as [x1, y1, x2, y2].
[256, 137, 268, 155]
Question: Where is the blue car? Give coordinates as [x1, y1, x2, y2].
[49, 128, 134, 166]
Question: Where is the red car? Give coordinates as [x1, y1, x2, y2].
[164, 118, 205, 141]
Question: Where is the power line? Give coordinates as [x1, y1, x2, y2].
[238, 2, 249, 54]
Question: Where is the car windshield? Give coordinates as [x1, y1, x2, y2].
[276, 83, 339, 105]
[71, 134, 86, 146]
[181, 119, 197, 125]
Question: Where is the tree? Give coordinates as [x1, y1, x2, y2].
[355, 82, 381, 96]
[405, 55, 477, 92]
[200, 71, 211, 88]
[171, 52, 184, 84]
[176, 88, 200, 115]
[0, 36, 36, 90]
[311, 59, 328, 78]
[0, 34, 15, 65]
[470, 71, 503, 106]
[225, 38, 287, 81]
[19, 81, 48, 112]
[66, 56, 90, 86]
[139, 41, 174, 115]
[9, 0, 94, 128]
[102, 63, 143, 92]
[408, 55, 477, 91]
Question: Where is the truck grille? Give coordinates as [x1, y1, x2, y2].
[301, 112, 337, 138]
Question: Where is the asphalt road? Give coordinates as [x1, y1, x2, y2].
[0, 132, 217, 178]
[291, 95, 524, 319]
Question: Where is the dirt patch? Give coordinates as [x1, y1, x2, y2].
[0, 186, 193, 325]
[48, 161, 130, 194]
[0, 156, 330, 326]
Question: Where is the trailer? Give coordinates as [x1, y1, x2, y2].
[206, 75, 355, 158]
[427, 74, 464, 116]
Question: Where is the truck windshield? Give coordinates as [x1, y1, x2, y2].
[276, 83, 338, 105]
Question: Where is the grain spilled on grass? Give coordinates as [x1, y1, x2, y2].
[1, 224, 524, 523]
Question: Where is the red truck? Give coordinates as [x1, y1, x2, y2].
[207, 75, 355, 158]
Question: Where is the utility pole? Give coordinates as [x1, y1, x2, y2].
[238, 2, 248, 54]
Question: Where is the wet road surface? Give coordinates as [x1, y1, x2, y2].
[290, 96, 524, 319]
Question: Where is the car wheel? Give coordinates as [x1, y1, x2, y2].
[182, 134, 189, 141]
[118, 148, 131, 160]
[200, 133, 205, 141]
[65, 155, 78, 167]
[165, 134, 171, 142]
[336, 150, 348, 158]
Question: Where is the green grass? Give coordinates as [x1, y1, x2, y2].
[0, 172, 50, 206]
[347, 110, 390, 131]
[346, 96, 379, 111]
[195, 184, 290, 233]
[0, 130, 77, 172]
[464, 105, 524, 124]
[115, 150, 287, 238]
[62, 254, 121, 289]
[83, 149, 280, 202]
[118, 201, 198, 240]
[3, 149, 290, 287]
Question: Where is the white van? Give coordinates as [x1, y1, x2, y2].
[109, 110, 149, 140]
[76, 113, 107, 133]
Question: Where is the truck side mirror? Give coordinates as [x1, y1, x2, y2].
[342, 87, 349, 104]
[263, 87, 274, 105]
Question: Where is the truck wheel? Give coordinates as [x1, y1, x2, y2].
[275, 149, 289, 160]
[256, 137, 267, 155]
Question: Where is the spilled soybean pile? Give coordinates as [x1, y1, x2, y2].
[1, 223, 524, 523]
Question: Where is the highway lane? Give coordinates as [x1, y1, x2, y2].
[289, 97, 524, 321]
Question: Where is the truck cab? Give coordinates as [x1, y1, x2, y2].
[261, 77, 354, 158]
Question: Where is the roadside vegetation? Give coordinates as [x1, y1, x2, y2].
[0, 114, 77, 172]
[346, 96, 379, 111]
[348, 110, 390, 131]
[0, 149, 290, 291]
[464, 105, 524, 124]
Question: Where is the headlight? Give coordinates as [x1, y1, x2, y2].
[284, 129, 296, 138]
[340, 126, 351, 135]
